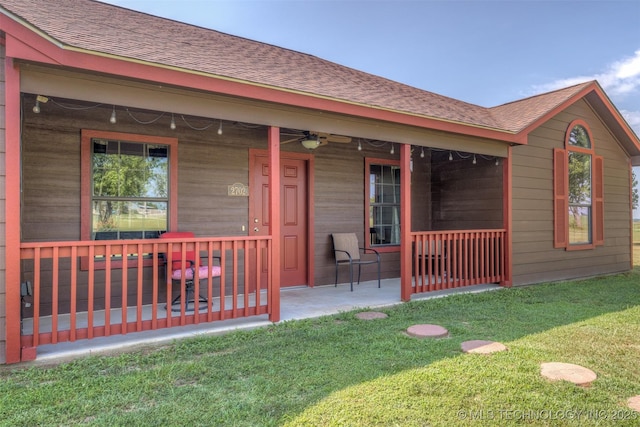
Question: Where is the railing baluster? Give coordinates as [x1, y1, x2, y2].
[70, 246, 77, 342]
[121, 243, 128, 333]
[136, 242, 143, 332]
[51, 247, 59, 344]
[33, 248, 41, 347]
[232, 240, 239, 318]
[104, 245, 112, 336]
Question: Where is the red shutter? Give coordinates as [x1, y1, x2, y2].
[593, 155, 604, 246]
[553, 149, 568, 248]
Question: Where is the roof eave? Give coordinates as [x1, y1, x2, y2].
[0, 9, 523, 145]
[513, 82, 640, 155]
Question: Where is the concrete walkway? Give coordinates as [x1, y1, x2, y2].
[34, 279, 502, 363]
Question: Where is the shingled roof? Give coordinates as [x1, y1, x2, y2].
[0, 0, 636, 143]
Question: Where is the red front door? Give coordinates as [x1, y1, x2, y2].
[250, 153, 308, 287]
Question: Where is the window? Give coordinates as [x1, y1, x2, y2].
[554, 120, 604, 249]
[366, 158, 401, 249]
[81, 130, 178, 242]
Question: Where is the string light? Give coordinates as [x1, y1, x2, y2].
[472, 154, 477, 165]
[420, 147, 425, 158]
[33, 100, 41, 114]
[217, 120, 223, 135]
[357, 140, 362, 151]
[170, 114, 176, 130]
[449, 151, 453, 161]
[110, 106, 117, 124]
[390, 143, 394, 154]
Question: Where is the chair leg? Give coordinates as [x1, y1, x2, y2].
[357, 264, 362, 285]
[349, 262, 354, 292]
[377, 261, 381, 288]
[335, 262, 339, 287]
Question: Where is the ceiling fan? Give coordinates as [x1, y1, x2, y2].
[280, 130, 352, 149]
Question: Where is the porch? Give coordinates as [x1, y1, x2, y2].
[18, 230, 507, 362]
[33, 278, 502, 362]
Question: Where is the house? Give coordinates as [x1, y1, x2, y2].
[1, 0, 638, 364]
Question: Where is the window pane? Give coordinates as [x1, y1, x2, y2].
[569, 206, 591, 245]
[568, 125, 591, 148]
[568, 152, 591, 205]
[92, 200, 167, 239]
[91, 138, 170, 240]
[369, 163, 401, 246]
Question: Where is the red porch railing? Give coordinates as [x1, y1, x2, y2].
[19, 236, 272, 358]
[411, 230, 506, 294]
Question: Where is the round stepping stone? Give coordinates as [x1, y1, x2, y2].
[540, 362, 597, 386]
[461, 340, 507, 354]
[406, 324, 448, 338]
[628, 395, 640, 412]
[355, 311, 388, 320]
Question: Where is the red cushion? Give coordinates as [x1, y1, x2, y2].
[171, 265, 221, 280]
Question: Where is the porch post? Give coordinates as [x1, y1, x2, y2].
[267, 126, 281, 322]
[400, 144, 412, 301]
[4, 56, 22, 363]
[502, 146, 513, 287]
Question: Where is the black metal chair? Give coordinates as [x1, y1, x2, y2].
[332, 233, 381, 291]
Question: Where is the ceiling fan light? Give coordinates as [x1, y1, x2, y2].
[301, 138, 320, 150]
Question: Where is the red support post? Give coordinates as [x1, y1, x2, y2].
[4, 57, 23, 363]
[268, 126, 281, 322]
[400, 144, 412, 301]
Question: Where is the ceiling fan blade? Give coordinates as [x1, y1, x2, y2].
[280, 137, 301, 144]
[314, 132, 351, 144]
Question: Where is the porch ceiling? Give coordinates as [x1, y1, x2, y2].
[21, 63, 510, 158]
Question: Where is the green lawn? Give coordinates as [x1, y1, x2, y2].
[1, 272, 639, 426]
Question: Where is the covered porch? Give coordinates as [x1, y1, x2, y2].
[8, 78, 512, 363]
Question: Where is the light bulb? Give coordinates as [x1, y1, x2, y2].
[420, 147, 425, 158]
[32, 100, 40, 114]
[217, 121, 223, 135]
[170, 114, 176, 130]
[449, 152, 453, 161]
[357, 141, 362, 151]
[390, 143, 394, 155]
[472, 154, 477, 165]
[110, 106, 117, 124]
[495, 158, 500, 166]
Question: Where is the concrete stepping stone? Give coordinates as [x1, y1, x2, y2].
[628, 395, 640, 412]
[355, 311, 388, 320]
[540, 362, 597, 386]
[406, 324, 448, 338]
[461, 340, 507, 354]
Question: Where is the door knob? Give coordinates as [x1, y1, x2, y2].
[254, 227, 259, 232]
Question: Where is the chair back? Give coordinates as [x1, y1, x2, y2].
[332, 233, 361, 261]
[159, 231, 196, 270]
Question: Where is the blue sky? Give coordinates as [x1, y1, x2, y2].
[100, 0, 640, 217]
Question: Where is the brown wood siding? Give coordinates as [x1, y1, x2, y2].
[19, 96, 420, 293]
[431, 154, 503, 230]
[19, 93, 503, 298]
[0, 44, 6, 363]
[511, 99, 632, 285]
[312, 141, 403, 286]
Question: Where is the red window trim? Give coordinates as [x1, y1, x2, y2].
[554, 120, 603, 251]
[364, 157, 401, 253]
[80, 129, 179, 269]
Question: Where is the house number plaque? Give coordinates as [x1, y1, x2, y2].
[228, 182, 249, 197]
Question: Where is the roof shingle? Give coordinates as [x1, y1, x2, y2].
[0, 0, 599, 134]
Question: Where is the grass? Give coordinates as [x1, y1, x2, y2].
[2, 273, 639, 426]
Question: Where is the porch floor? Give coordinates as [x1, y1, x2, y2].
[33, 279, 502, 363]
